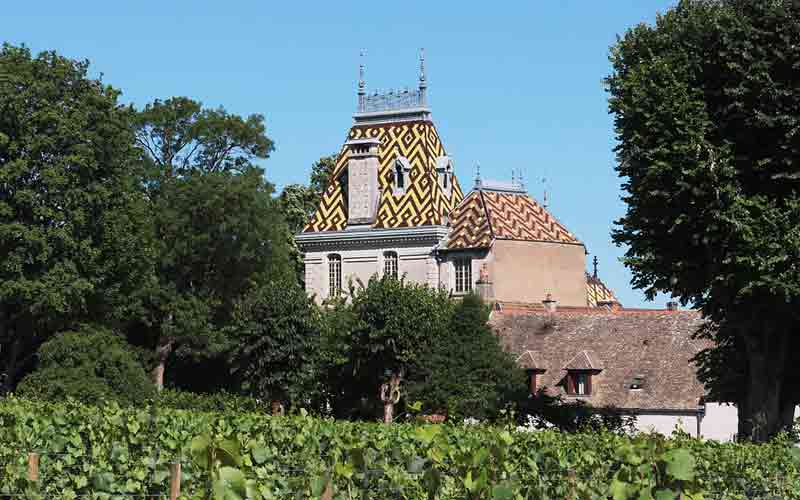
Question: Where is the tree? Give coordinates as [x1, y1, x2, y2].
[406, 293, 526, 421]
[278, 155, 337, 282]
[17, 325, 155, 405]
[136, 168, 294, 390]
[329, 276, 453, 420]
[133, 97, 274, 177]
[0, 44, 155, 394]
[606, 0, 800, 441]
[226, 278, 320, 413]
[132, 97, 292, 391]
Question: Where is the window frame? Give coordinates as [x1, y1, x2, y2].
[454, 256, 473, 294]
[566, 370, 592, 396]
[328, 254, 342, 297]
[383, 251, 398, 278]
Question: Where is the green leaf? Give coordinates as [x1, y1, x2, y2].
[655, 489, 678, 500]
[250, 444, 269, 465]
[663, 448, 695, 481]
[492, 483, 516, 500]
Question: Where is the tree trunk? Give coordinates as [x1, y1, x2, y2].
[379, 372, 401, 424]
[740, 330, 789, 442]
[152, 340, 173, 391]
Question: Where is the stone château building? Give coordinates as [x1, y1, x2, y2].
[295, 54, 759, 440]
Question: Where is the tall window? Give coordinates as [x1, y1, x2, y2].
[454, 257, 472, 293]
[384, 251, 398, 278]
[328, 254, 342, 297]
[395, 164, 405, 190]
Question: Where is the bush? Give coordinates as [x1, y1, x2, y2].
[156, 388, 270, 413]
[16, 325, 155, 405]
[0, 398, 798, 498]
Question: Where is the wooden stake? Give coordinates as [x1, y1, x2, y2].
[321, 479, 333, 500]
[27, 452, 39, 482]
[169, 462, 181, 500]
[568, 469, 577, 500]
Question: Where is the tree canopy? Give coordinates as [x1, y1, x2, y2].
[0, 44, 154, 394]
[606, 0, 800, 441]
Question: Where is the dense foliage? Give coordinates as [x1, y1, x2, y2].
[1, 398, 798, 499]
[606, 0, 800, 440]
[0, 44, 155, 395]
[16, 325, 154, 405]
[406, 294, 526, 420]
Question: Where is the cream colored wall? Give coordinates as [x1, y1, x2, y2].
[489, 240, 587, 306]
[303, 244, 439, 303]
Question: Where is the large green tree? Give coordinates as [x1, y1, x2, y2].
[133, 98, 292, 390]
[0, 45, 154, 394]
[406, 293, 526, 421]
[326, 276, 453, 420]
[227, 278, 320, 412]
[607, 0, 800, 441]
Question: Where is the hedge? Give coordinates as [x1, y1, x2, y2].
[0, 397, 798, 499]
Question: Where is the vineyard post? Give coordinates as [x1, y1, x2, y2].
[567, 469, 576, 500]
[26, 452, 39, 482]
[321, 479, 333, 500]
[169, 462, 181, 500]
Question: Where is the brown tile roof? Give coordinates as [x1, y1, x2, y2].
[303, 120, 464, 232]
[445, 189, 581, 249]
[492, 309, 710, 411]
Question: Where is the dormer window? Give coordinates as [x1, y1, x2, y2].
[393, 156, 412, 194]
[566, 371, 592, 396]
[526, 368, 546, 395]
[436, 156, 454, 195]
[395, 163, 405, 189]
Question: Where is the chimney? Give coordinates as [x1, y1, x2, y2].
[666, 301, 679, 311]
[542, 293, 557, 313]
[344, 137, 381, 227]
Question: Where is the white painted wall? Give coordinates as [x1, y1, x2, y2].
[634, 414, 699, 437]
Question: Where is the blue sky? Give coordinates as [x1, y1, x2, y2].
[2, 0, 677, 308]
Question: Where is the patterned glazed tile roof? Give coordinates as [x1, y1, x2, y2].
[586, 273, 621, 307]
[492, 309, 710, 410]
[303, 120, 464, 232]
[445, 189, 581, 249]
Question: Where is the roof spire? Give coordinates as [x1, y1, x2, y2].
[358, 50, 366, 112]
[511, 169, 517, 185]
[418, 48, 427, 107]
[518, 169, 525, 190]
[474, 162, 482, 189]
[593, 255, 599, 279]
[542, 176, 549, 208]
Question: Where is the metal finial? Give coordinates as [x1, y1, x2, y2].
[593, 256, 599, 278]
[511, 169, 517, 185]
[419, 48, 426, 85]
[519, 170, 525, 189]
[357, 50, 366, 112]
[475, 162, 482, 188]
[542, 177, 549, 208]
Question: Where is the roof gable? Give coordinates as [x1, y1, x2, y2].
[303, 121, 464, 232]
[563, 350, 603, 370]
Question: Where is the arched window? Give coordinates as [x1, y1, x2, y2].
[328, 254, 342, 297]
[384, 251, 398, 278]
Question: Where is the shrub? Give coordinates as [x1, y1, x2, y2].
[156, 388, 269, 413]
[17, 325, 154, 405]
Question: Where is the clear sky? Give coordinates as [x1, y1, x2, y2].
[2, 0, 678, 308]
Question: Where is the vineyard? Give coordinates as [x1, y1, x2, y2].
[1, 398, 799, 499]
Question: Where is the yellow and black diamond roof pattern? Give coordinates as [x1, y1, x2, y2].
[586, 273, 621, 307]
[303, 120, 464, 232]
[446, 190, 581, 249]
